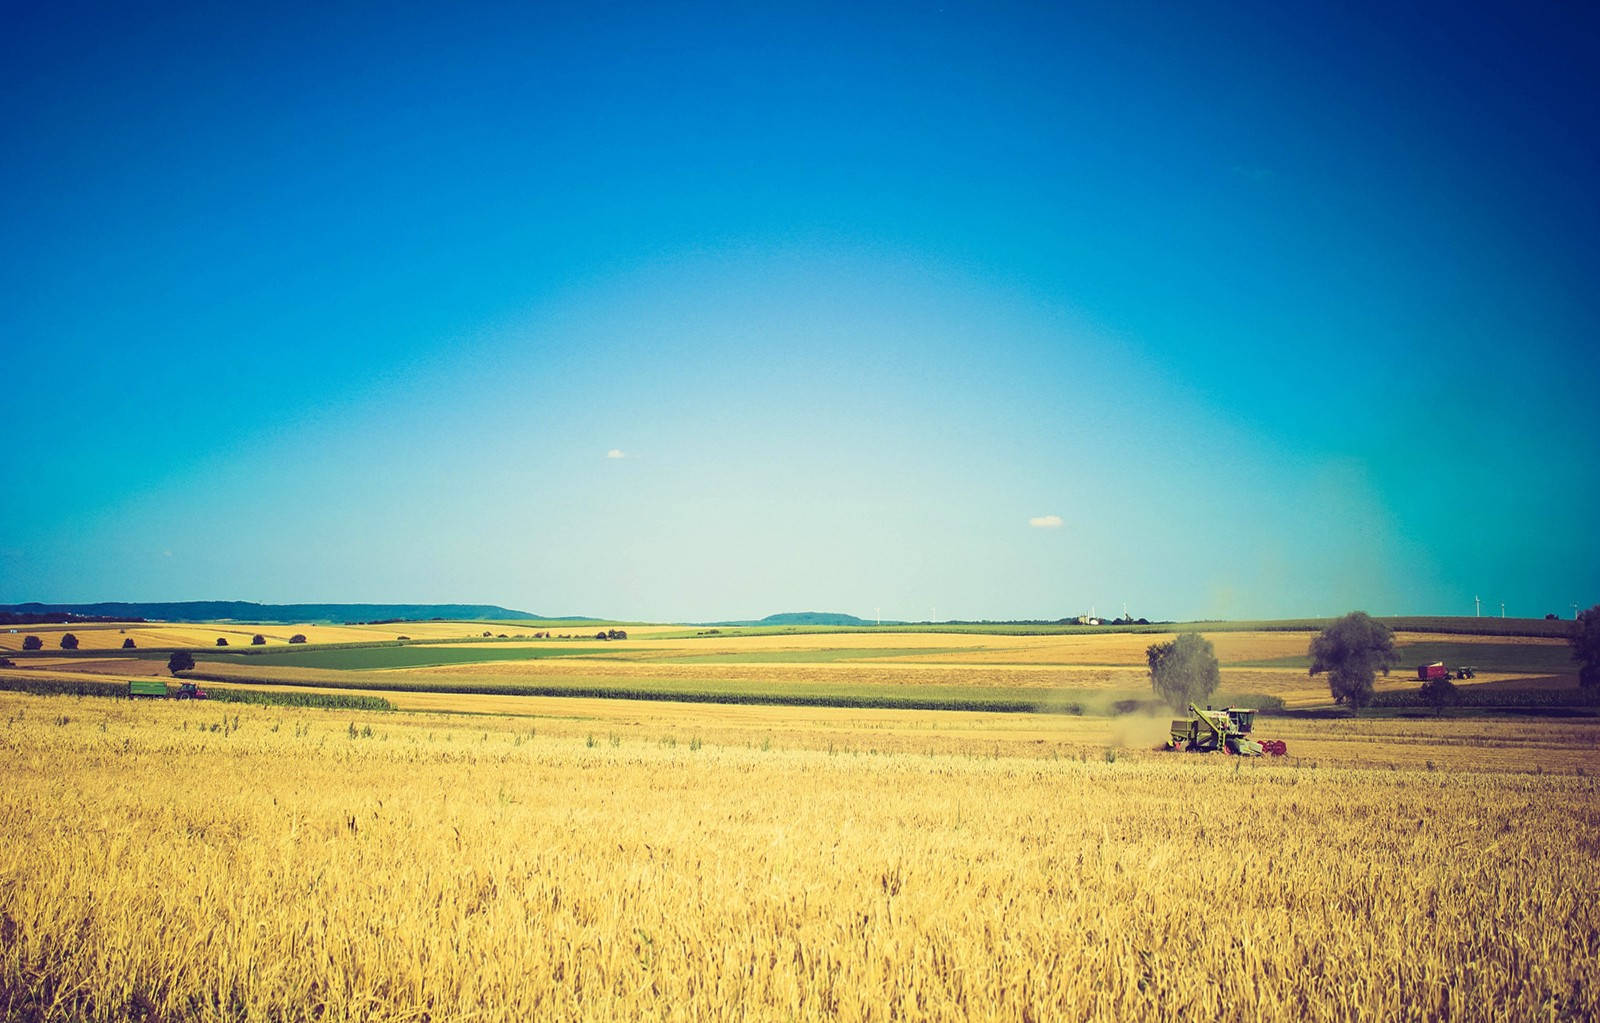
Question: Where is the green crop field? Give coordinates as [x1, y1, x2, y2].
[205, 645, 599, 671]
[0, 674, 392, 710]
[183, 666, 1291, 715]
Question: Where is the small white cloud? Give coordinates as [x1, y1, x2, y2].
[1029, 515, 1063, 528]
[162, 550, 173, 557]
[606, 449, 626, 459]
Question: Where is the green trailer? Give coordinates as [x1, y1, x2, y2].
[128, 680, 168, 698]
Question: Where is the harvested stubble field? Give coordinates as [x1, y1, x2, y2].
[417, 629, 1333, 664]
[1, 692, 1596, 1022]
[0, 621, 513, 653]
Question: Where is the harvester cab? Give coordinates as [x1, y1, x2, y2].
[1166, 703, 1286, 757]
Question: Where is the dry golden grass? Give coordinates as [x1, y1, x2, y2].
[0, 692, 1595, 1022]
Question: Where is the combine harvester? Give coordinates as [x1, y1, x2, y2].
[1163, 704, 1286, 757]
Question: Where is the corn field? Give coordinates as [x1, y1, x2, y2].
[1, 693, 1596, 1021]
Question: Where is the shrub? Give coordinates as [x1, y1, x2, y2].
[122, 638, 136, 649]
[251, 634, 266, 646]
[1572, 605, 1600, 689]
[289, 634, 307, 644]
[22, 635, 42, 650]
[167, 651, 196, 675]
[1419, 676, 1461, 715]
[59, 634, 79, 650]
[216, 638, 229, 647]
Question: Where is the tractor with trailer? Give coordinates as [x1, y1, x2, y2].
[1163, 703, 1286, 756]
[126, 680, 208, 699]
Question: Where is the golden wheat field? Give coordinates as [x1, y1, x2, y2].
[1, 691, 1596, 1022]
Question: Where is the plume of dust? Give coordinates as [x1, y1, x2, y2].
[1108, 710, 1178, 750]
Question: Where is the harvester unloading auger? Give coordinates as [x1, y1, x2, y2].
[1163, 704, 1287, 756]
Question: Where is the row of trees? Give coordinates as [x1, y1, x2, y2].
[19, 632, 304, 652]
[1151, 606, 1600, 714]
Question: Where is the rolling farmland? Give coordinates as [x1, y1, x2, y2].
[7, 621, 1577, 713]
[0, 618, 1594, 1020]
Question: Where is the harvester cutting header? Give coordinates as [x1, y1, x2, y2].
[1164, 704, 1286, 757]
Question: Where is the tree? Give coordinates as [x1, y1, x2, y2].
[167, 651, 195, 675]
[1419, 676, 1460, 715]
[1146, 632, 1221, 711]
[1573, 604, 1600, 689]
[289, 634, 307, 644]
[59, 634, 79, 650]
[1309, 611, 1398, 713]
[122, 638, 136, 649]
[251, 634, 266, 646]
[22, 635, 42, 650]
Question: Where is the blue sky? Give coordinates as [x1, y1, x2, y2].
[4, 0, 1596, 622]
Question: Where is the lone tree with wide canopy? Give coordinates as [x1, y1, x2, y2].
[1147, 632, 1221, 711]
[1573, 604, 1600, 689]
[1309, 611, 1397, 713]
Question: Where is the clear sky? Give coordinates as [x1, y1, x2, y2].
[4, 0, 1596, 622]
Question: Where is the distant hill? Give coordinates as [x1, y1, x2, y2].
[708, 611, 890, 627]
[0, 601, 540, 624]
